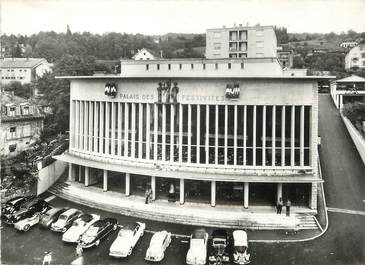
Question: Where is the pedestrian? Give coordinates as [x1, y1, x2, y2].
[76, 244, 83, 257]
[145, 187, 150, 204]
[286, 199, 291, 216]
[276, 197, 283, 214]
[42, 251, 52, 265]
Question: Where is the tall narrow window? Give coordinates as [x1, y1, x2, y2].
[241, 62, 244, 69]
[203, 63, 206, 70]
[191, 64, 194, 70]
[179, 64, 182, 70]
[146, 64, 149, 70]
[157, 64, 160, 70]
[228, 63, 231, 69]
[168, 64, 171, 70]
[215, 63, 218, 70]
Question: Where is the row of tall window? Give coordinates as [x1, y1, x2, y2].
[71, 101, 312, 167]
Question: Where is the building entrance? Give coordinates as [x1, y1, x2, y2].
[249, 183, 276, 206]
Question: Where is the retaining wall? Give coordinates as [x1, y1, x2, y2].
[341, 115, 365, 165]
[37, 160, 67, 195]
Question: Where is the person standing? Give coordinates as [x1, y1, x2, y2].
[286, 199, 291, 216]
[276, 197, 283, 214]
[42, 251, 52, 265]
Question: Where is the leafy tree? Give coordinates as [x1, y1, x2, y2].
[12, 44, 22, 57]
[293, 55, 305, 68]
[3, 81, 33, 98]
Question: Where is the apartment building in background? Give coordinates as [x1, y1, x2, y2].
[345, 44, 365, 70]
[205, 24, 277, 59]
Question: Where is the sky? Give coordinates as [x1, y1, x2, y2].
[1, 0, 365, 36]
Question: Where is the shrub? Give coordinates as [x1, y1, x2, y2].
[342, 101, 365, 125]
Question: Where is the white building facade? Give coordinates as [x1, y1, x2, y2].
[57, 58, 332, 211]
[345, 44, 365, 70]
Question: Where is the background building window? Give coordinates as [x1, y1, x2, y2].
[256, 29, 264, 37]
[213, 43, 221, 50]
[9, 144, 17, 152]
[256, 41, 264, 48]
[256, 53, 264, 57]
[213, 32, 221, 38]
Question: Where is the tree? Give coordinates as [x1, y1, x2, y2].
[3, 81, 33, 98]
[293, 55, 305, 68]
[12, 44, 22, 57]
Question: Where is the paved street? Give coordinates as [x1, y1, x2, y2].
[2, 94, 365, 265]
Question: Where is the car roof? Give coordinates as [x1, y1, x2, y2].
[79, 214, 93, 222]
[152, 231, 168, 243]
[62, 208, 79, 216]
[192, 229, 207, 239]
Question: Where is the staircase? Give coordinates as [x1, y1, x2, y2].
[48, 181, 320, 231]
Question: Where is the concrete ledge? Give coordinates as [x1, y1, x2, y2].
[341, 115, 365, 165]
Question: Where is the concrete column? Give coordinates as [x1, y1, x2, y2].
[180, 178, 184, 204]
[170, 104, 174, 162]
[125, 173, 130, 196]
[224, 105, 228, 165]
[281, 106, 286, 166]
[68, 163, 75, 181]
[117, 102, 122, 156]
[291, 106, 295, 166]
[187, 104, 191, 163]
[196, 105, 200, 164]
[138, 103, 143, 159]
[75, 101, 79, 149]
[146, 104, 151, 160]
[131, 103, 136, 158]
[88, 102, 93, 152]
[93, 101, 98, 152]
[151, 176, 156, 201]
[70, 100, 74, 149]
[310, 182, 318, 210]
[234, 105, 237, 165]
[103, 170, 108, 192]
[80, 101, 84, 150]
[85, 167, 90, 186]
[244, 182, 249, 209]
[205, 105, 209, 165]
[179, 104, 183, 162]
[253, 106, 257, 166]
[339, 95, 343, 111]
[272, 105, 276, 166]
[105, 102, 110, 154]
[243, 105, 247, 166]
[99, 102, 104, 154]
[277, 183, 283, 202]
[215, 105, 219, 165]
[111, 102, 116, 155]
[84, 101, 88, 151]
[124, 103, 129, 157]
[211, 181, 216, 207]
[262, 105, 266, 166]
[300, 105, 305, 166]
[154, 104, 158, 161]
[162, 104, 166, 160]
[78, 165, 82, 182]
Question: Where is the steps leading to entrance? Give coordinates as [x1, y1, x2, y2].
[48, 181, 319, 230]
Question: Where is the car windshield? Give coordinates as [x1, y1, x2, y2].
[213, 239, 226, 245]
[59, 215, 67, 221]
[86, 227, 99, 237]
[72, 221, 80, 227]
[235, 246, 246, 253]
[118, 229, 132, 237]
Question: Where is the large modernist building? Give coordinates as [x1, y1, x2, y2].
[57, 57, 331, 211]
[205, 25, 277, 59]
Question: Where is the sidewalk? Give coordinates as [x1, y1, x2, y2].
[49, 180, 320, 236]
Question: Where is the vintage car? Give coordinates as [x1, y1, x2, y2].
[109, 222, 146, 258]
[50, 208, 83, 232]
[62, 214, 101, 243]
[78, 218, 118, 248]
[145, 230, 172, 262]
[186, 228, 209, 265]
[1, 196, 36, 220]
[4, 197, 48, 224]
[208, 230, 230, 265]
[39, 207, 68, 228]
[14, 213, 40, 231]
[232, 230, 250, 264]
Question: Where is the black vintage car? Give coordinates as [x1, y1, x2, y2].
[1, 196, 36, 217]
[78, 218, 118, 248]
[208, 230, 230, 265]
[4, 197, 49, 224]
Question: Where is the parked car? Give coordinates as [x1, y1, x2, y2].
[208, 230, 230, 265]
[78, 218, 118, 248]
[50, 208, 83, 232]
[1, 196, 35, 218]
[14, 213, 40, 231]
[145, 230, 171, 262]
[109, 222, 146, 258]
[39, 207, 68, 228]
[62, 214, 100, 243]
[4, 197, 48, 224]
[232, 230, 250, 264]
[186, 228, 209, 265]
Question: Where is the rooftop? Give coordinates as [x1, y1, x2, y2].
[0, 58, 48, 69]
[336, 75, 365, 83]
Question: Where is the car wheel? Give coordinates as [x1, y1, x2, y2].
[95, 240, 100, 246]
[23, 224, 30, 231]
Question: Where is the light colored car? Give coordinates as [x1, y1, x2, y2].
[109, 222, 146, 258]
[232, 230, 250, 264]
[14, 214, 40, 231]
[145, 230, 171, 262]
[50, 208, 83, 232]
[186, 229, 208, 265]
[62, 214, 100, 243]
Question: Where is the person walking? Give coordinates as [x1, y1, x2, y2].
[286, 199, 291, 216]
[276, 197, 283, 214]
[42, 251, 52, 265]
